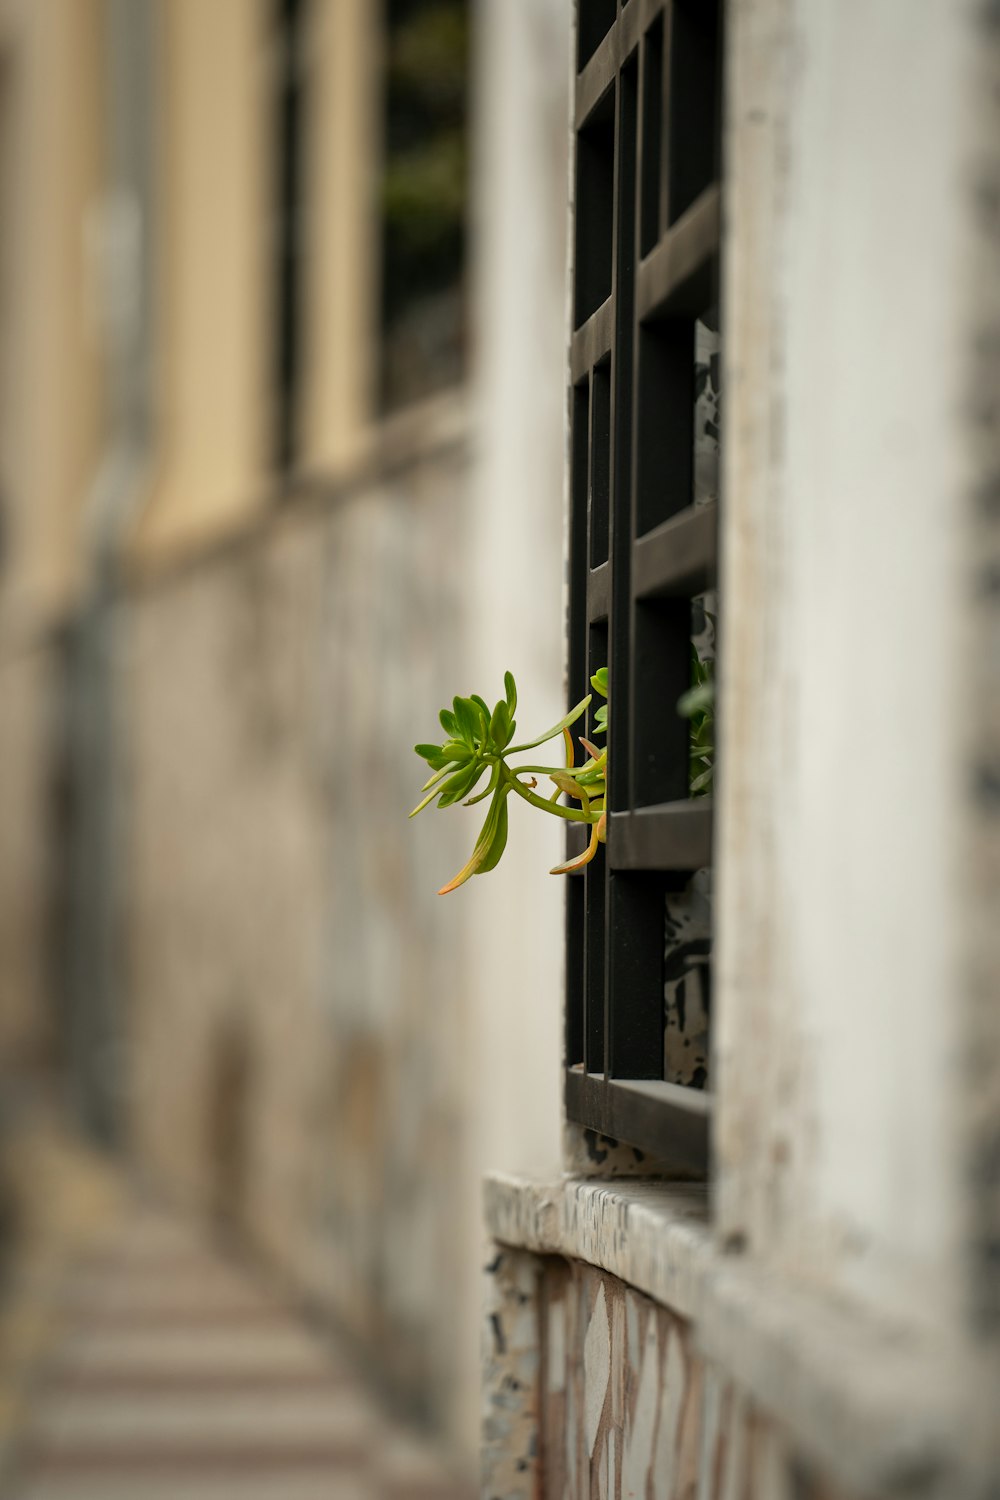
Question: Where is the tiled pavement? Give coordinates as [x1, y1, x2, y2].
[1, 1211, 470, 1500]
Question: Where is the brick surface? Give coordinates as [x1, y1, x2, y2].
[1, 1210, 469, 1500]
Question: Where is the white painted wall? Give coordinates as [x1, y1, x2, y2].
[450, 0, 572, 1455]
[466, 0, 571, 1183]
[717, 0, 983, 1336]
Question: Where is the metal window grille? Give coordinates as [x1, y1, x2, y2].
[565, 0, 722, 1175]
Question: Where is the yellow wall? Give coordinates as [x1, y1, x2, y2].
[299, 0, 379, 474]
[0, 0, 104, 640]
[131, 0, 269, 566]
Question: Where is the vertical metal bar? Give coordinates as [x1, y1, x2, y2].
[639, 14, 664, 259]
[566, 377, 590, 1069]
[659, 3, 672, 241]
[584, 849, 607, 1072]
[607, 872, 668, 1076]
[589, 363, 611, 568]
[605, 53, 640, 1078]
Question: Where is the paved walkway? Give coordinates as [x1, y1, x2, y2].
[1, 1209, 469, 1500]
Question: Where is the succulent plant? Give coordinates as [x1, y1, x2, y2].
[411, 669, 607, 894]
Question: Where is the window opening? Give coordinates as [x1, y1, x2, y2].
[379, 0, 469, 413]
[565, 0, 723, 1173]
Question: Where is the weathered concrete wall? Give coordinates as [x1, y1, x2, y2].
[123, 405, 478, 1443]
[715, 0, 996, 1343]
[483, 1246, 867, 1500]
[0, 642, 61, 1078]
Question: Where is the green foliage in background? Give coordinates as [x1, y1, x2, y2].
[677, 651, 715, 797]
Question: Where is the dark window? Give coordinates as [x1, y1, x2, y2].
[380, 0, 469, 413]
[273, 0, 307, 472]
[565, 0, 723, 1175]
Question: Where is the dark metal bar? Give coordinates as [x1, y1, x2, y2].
[565, 0, 720, 1171]
[565, 868, 585, 1068]
[589, 363, 612, 566]
[565, 371, 590, 1071]
[631, 596, 691, 805]
[607, 58, 638, 816]
[583, 848, 607, 1072]
[638, 13, 664, 259]
[666, 0, 721, 226]
[607, 871, 667, 1077]
[577, 0, 617, 73]
[632, 502, 717, 600]
[636, 183, 720, 321]
[608, 802, 713, 871]
[564, 1069, 710, 1175]
[605, 53, 645, 1082]
[571, 296, 614, 383]
[588, 561, 610, 623]
[574, 88, 616, 327]
[634, 319, 695, 536]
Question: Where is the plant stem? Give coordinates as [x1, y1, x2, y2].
[501, 764, 597, 823]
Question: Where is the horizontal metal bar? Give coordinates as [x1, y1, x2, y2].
[588, 560, 610, 622]
[571, 296, 613, 383]
[577, 8, 637, 125]
[633, 503, 717, 600]
[636, 183, 720, 321]
[608, 801, 713, 870]
[576, 0, 669, 107]
[565, 1069, 710, 1175]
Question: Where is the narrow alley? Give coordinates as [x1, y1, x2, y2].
[1, 1204, 469, 1500]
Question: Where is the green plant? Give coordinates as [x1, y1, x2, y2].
[411, 669, 608, 894]
[412, 655, 715, 893]
[677, 651, 715, 796]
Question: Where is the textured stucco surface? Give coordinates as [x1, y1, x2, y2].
[484, 1173, 972, 1500]
[537, 1259, 861, 1500]
[122, 422, 477, 1444]
[0, 642, 60, 1076]
[482, 1246, 870, 1500]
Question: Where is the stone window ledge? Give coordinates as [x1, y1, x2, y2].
[485, 1172, 970, 1498]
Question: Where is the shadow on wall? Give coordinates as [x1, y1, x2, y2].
[207, 1018, 252, 1243]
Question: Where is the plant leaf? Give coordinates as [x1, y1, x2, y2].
[504, 671, 517, 717]
[470, 695, 491, 740]
[409, 787, 441, 818]
[548, 770, 589, 804]
[508, 695, 591, 754]
[489, 699, 510, 749]
[438, 785, 505, 895]
[677, 682, 714, 718]
[437, 761, 482, 808]
[420, 761, 458, 794]
[476, 788, 510, 874]
[440, 739, 472, 764]
[550, 819, 601, 875]
[453, 697, 479, 745]
[464, 763, 499, 806]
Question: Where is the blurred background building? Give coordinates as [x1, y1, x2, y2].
[0, 0, 571, 1473]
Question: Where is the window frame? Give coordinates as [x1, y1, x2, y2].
[564, 0, 723, 1174]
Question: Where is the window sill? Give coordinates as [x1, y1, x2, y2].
[484, 1172, 965, 1498]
